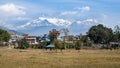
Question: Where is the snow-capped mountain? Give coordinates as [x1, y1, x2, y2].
[17, 17, 72, 29]
[2, 17, 98, 35]
[16, 17, 73, 35]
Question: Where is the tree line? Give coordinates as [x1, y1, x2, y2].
[87, 24, 120, 44]
[0, 29, 11, 46]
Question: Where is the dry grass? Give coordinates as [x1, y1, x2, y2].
[0, 47, 120, 68]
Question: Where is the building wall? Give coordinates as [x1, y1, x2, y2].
[26, 38, 38, 44]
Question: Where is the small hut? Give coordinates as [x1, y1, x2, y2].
[110, 42, 120, 49]
[46, 44, 55, 50]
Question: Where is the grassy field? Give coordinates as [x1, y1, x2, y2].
[0, 47, 120, 68]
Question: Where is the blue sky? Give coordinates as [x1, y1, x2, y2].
[0, 0, 120, 35]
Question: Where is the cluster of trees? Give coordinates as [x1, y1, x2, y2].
[49, 29, 82, 52]
[112, 25, 120, 42]
[87, 24, 120, 44]
[0, 29, 11, 46]
[48, 24, 119, 50]
[0, 29, 11, 42]
[16, 38, 29, 49]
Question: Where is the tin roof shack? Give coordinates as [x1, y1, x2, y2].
[110, 42, 120, 49]
[46, 44, 55, 51]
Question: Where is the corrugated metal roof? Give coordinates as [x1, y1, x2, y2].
[46, 44, 55, 48]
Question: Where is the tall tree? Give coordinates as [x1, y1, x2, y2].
[49, 29, 60, 43]
[75, 40, 82, 52]
[0, 29, 11, 42]
[60, 28, 69, 41]
[60, 28, 69, 49]
[113, 25, 120, 42]
[87, 24, 113, 44]
[53, 40, 65, 52]
[17, 38, 29, 49]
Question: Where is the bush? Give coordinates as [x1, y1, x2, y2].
[17, 40, 29, 49]
[75, 40, 82, 50]
[30, 44, 40, 49]
[0, 41, 4, 47]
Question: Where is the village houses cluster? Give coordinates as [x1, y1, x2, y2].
[9, 32, 85, 47]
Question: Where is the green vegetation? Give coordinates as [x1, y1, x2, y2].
[53, 40, 65, 52]
[0, 29, 11, 46]
[17, 38, 29, 49]
[112, 25, 120, 42]
[49, 29, 60, 43]
[0, 29, 11, 42]
[75, 40, 82, 51]
[80, 35, 93, 47]
[87, 24, 113, 44]
[60, 28, 69, 41]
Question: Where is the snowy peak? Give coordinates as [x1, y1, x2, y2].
[15, 17, 100, 35]
[18, 17, 72, 29]
[38, 17, 72, 27]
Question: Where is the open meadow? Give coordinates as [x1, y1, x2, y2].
[0, 47, 120, 68]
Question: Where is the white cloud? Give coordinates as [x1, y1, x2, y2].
[0, 21, 15, 30]
[61, 6, 90, 16]
[83, 19, 98, 24]
[84, 19, 94, 22]
[61, 11, 77, 15]
[81, 6, 90, 12]
[76, 21, 82, 24]
[77, 18, 98, 25]
[75, 6, 90, 12]
[16, 17, 30, 21]
[0, 3, 26, 16]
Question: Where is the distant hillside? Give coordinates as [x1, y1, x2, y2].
[0, 26, 24, 35]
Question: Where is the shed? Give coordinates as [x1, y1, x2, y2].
[110, 42, 120, 49]
[46, 44, 55, 50]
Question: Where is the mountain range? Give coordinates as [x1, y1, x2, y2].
[0, 17, 98, 35]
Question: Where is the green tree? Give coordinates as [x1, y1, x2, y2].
[112, 25, 120, 42]
[75, 40, 82, 52]
[60, 28, 69, 41]
[49, 29, 60, 43]
[87, 24, 113, 44]
[0, 29, 11, 42]
[53, 39, 59, 52]
[80, 36, 93, 47]
[58, 41, 65, 52]
[53, 40, 65, 52]
[17, 38, 29, 49]
[40, 41, 47, 49]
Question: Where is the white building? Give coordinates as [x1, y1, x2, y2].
[26, 36, 38, 44]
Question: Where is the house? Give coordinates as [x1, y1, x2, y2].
[9, 33, 22, 43]
[25, 36, 38, 44]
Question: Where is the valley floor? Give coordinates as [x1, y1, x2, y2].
[0, 47, 120, 68]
